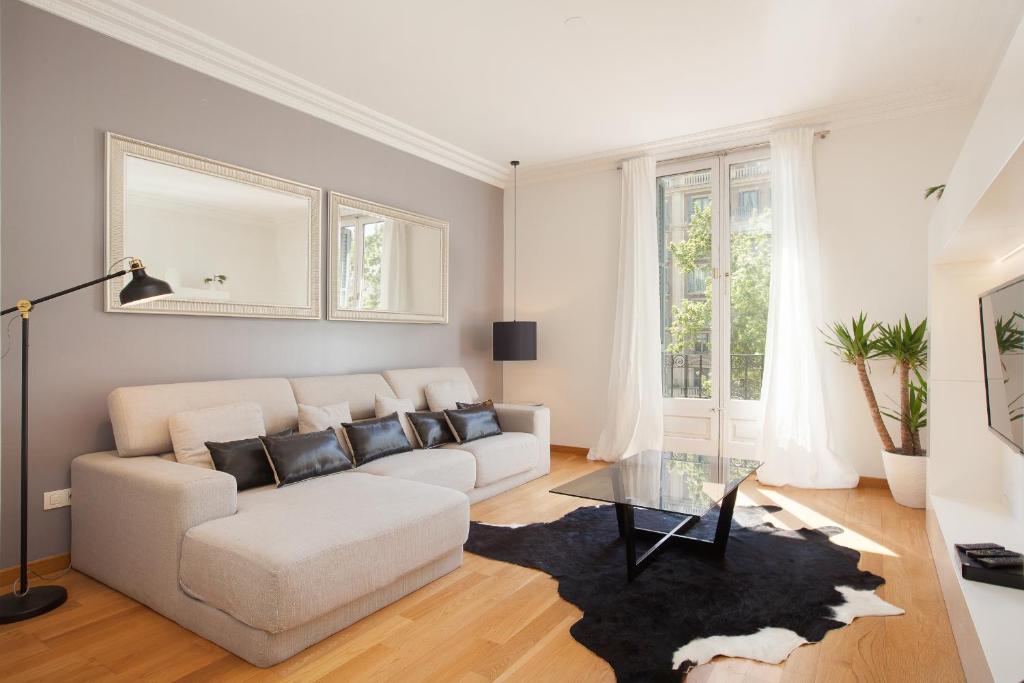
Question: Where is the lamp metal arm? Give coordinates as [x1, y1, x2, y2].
[1, 268, 132, 316]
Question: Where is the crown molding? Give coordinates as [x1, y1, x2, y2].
[516, 86, 973, 186]
[21, 0, 510, 187]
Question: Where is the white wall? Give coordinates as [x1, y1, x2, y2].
[930, 259, 1024, 519]
[815, 106, 976, 476]
[502, 168, 621, 447]
[504, 105, 976, 477]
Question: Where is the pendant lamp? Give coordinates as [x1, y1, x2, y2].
[493, 160, 537, 361]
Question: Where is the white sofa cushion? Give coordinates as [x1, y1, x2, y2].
[443, 432, 539, 487]
[356, 448, 475, 492]
[374, 395, 417, 445]
[297, 402, 352, 451]
[424, 381, 475, 412]
[290, 374, 394, 420]
[179, 472, 468, 634]
[169, 402, 266, 469]
[383, 367, 479, 410]
[109, 378, 297, 457]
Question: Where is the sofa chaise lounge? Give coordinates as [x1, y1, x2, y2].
[71, 366, 550, 666]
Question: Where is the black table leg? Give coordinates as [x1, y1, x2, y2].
[708, 484, 740, 557]
[615, 483, 744, 580]
[614, 503, 638, 579]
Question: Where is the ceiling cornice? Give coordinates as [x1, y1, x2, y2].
[21, 0, 510, 187]
[515, 85, 973, 186]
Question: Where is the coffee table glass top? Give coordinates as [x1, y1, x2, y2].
[550, 451, 760, 517]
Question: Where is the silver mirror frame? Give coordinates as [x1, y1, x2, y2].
[327, 191, 449, 324]
[105, 133, 323, 319]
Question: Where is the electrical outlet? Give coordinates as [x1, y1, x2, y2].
[43, 488, 71, 510]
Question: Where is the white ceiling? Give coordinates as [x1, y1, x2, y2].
[40, 0, 1024, 182]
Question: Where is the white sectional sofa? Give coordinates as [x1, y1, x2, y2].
[71, 367, 550, 667]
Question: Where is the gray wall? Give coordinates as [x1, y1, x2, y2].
[0, 1, 504, 565]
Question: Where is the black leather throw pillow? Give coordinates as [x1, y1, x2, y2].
[446, 400, 502, 443]
[260, 428, 352, 487]
[342, 413, 414, 465]
[206, 436, 276, 491]
[407, 411, 457, 449]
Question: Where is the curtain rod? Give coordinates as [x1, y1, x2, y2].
[616, 129, 830, 169]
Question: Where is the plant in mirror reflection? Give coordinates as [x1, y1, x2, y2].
[994, 313, 1024, 422]
[995, 313, 1024, 355]
[203, 274, 227, 286]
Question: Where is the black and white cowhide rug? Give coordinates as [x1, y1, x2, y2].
[466, 504, 903, 682]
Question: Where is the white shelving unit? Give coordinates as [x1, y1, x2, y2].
[926, 15, 1024, 683]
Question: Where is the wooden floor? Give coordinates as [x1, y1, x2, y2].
[0, 450, 963, 682]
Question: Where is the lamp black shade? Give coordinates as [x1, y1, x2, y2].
[493, 321, 537, 361]
[119, 268, 173, 306]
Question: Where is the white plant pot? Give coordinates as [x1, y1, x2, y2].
[881, 449, 927, 508]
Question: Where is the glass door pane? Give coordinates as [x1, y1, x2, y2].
[658, 167, 714, 400]
[727, 158, 772, 401]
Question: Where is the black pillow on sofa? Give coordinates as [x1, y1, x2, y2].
[446, 400, 502, 443]
[407, 411, 457, 448]
[342, 413, 414, 465]
[206, 437, 276, 491]
[206, 427, 296, 491]
[260, 428, 352, 487]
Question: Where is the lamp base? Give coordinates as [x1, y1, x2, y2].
[0, 585, 67, 623]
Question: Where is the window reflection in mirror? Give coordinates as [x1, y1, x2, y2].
[330, 196, 447, 322]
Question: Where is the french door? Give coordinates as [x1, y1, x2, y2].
[657, 149, 772, 459]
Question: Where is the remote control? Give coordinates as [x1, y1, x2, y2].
[967, 548, 1023, 559]
[977, 555, 1024, 569]
[955, 542, 1004, 551]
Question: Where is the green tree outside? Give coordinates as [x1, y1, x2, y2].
[360, 223, 384, 309]
[666, 205, 772, 399]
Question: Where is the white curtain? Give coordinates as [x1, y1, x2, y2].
[380, 220, 409, 310]
[588, 156, 664, 462]
[755, 127, 858, 488]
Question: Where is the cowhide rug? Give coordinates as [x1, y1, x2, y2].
[465, 504, 903, 682]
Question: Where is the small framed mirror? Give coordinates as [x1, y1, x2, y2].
[106, 133, 322, 319]
[328, 192, 448, 323]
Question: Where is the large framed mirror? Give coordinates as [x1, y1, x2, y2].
[328, 192, 448, 323]
[106, 133, 322, 319]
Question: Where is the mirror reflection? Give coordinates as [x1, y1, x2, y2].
[982, 280, 1024, 451]
[329, 193, 447, 323]
[124, 157, 312, 307]
[106, 134, 322, 319]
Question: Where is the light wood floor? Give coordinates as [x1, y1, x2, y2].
[0, 450, 963, 682]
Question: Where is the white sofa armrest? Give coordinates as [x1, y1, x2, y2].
[494, 403, 551, 475]
[71, 451, 237, 616]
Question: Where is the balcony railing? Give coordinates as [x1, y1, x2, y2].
[662, 352, 765, 401]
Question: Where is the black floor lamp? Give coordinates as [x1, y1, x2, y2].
[0, 257, 172, 623]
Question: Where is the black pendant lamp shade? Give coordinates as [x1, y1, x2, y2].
[493, 320, 537, 361]
[119, 265, 174, 306]
[494, 160, 537, 361]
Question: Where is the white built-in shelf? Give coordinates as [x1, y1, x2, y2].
[929, 495, 1024, 682]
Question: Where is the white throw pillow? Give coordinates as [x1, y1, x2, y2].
[424, 381, 475, 412]
[169, 402, 266, 469]
[374, 394, 417, 446]
[297, 402, 352, 452]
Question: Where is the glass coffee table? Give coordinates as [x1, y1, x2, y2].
[551, 451, 761, 580]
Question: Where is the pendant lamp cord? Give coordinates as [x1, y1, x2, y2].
[513, 161, 518, 321]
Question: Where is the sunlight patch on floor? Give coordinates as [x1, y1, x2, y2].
[751, 489, 899, 558]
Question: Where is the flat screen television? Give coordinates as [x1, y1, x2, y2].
[980, 274, 1024, 453]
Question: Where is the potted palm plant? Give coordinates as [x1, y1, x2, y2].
[823, 314, 927, 507]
